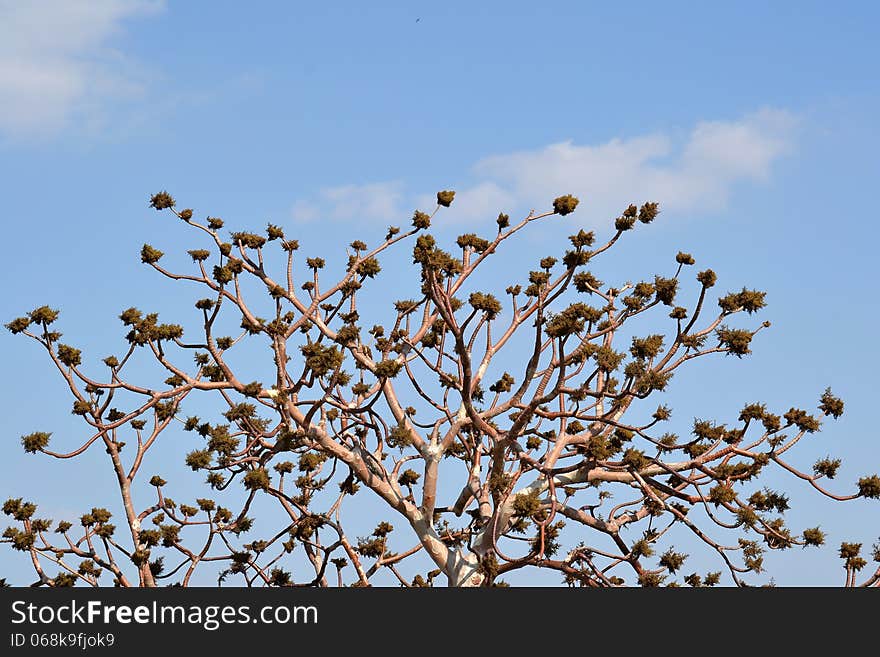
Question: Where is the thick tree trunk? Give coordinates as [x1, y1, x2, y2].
[447, 551, 485, 587]
[410, 515, 486, 587]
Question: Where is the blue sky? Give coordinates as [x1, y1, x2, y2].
[1, 1, 878, 586]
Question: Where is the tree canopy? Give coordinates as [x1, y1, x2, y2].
[3, 190, 878, 587]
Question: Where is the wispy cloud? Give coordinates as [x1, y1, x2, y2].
[291, 181, 406, 223]
[291, 109, 797, 227]
[0, 0, 165, 140]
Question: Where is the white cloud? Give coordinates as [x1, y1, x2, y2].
[0, 0, 164, 140]
[290, 199, 321, 223]
[291, 109, 797, 228]
[470, 108, 797, 223]
[292, 181, 405, 224]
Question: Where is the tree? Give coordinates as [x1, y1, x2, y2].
[3, 189, 878, 588]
